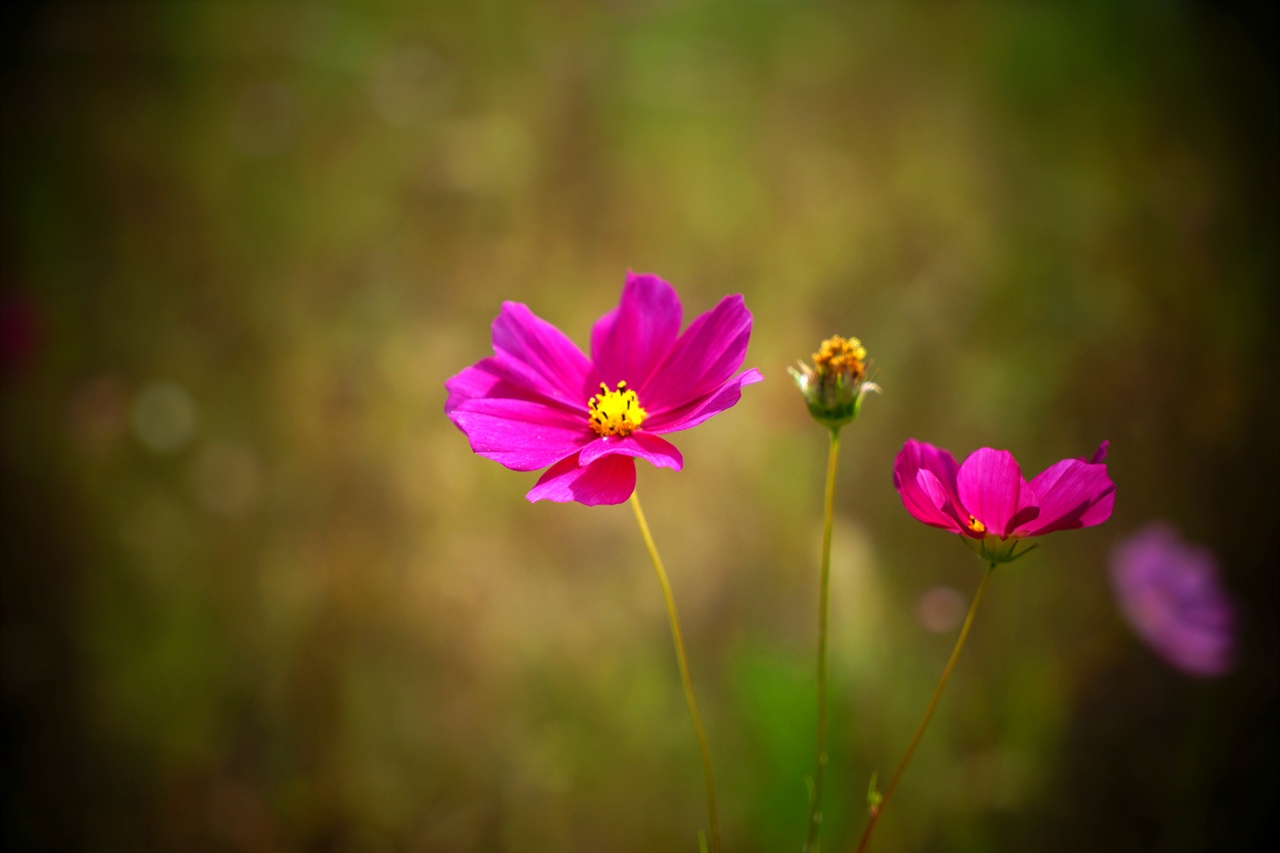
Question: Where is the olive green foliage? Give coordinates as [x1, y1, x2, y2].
[2, 1, 1276, 850]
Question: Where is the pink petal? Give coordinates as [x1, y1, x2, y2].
[590, 272, 682, 392]
[957, 448, 1034, 538]
[639, 293, 754, 414]
[893, 440, 965, 533]
[644, 368, 763, 434]
[445, 358, 513, 415]
[914, 468, 968, 532]
[448, 397, 592, 471]
[1017, 456, 1116, 535]
[491, 301, 593, 410]
[526, 453, 637, 505]
[445, 357, 580, 416]
[579, 432, 684, 471]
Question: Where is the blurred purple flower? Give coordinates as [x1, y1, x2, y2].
[445, 271, 762, 506]
[893, 439, 1116, 563]
[1110, 523, 1235, 677]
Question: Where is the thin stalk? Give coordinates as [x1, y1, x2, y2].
[856, 563, 996, 853]
[630, 491, 721, 853]
[804, 428, 842, 853]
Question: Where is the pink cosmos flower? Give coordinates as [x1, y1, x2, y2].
[1109, 523, 1234, 677]
[445, 272, 763, 506]
[893, 439, 1116, 563]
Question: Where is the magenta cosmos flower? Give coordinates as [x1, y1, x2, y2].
[893, 439, 1116, 563]
[445, 272, 763, 505]
[1110, 523, 1234, 677]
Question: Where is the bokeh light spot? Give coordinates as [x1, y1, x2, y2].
[131, 382, 197, 454]
[917, 585, 966, 634]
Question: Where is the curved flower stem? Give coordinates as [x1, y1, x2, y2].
[855, 563, 996, 853]
[629, 491, 722, 853]
[804, 427, 842, 853]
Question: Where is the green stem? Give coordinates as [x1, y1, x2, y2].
[630, 491, 722, 853]
[804, 428, 841, 853]
[856, 563, 996, 853]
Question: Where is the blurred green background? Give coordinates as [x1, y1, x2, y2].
[3, 1, 1276, 850]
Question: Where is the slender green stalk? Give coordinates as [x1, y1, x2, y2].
[856, 563, 996, 853]
[804, 428, 842, 853]
[629, 491, 721, 853]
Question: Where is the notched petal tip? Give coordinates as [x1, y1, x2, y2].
[1020, 453, 1116, 536]
[637, 291, 755, 413]
[488, 301, 592, 410]
[591, 271, 683, 392]
[624, 269, 676, 292]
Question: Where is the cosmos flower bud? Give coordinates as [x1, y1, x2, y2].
[788, 334, 879, 430]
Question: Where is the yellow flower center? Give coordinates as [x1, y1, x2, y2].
[967, 515, 986, 535]
[812, 335, 867, 381]
[588, 381, 647, 437]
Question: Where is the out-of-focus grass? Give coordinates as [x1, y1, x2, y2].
[2, 1, 1276, 850]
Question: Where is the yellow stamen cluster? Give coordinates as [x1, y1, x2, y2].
[588, 381, 647, 437]
[812, 335, 867, 382]
[967, 515, 986, 535]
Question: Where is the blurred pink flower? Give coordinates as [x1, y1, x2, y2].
[446, 272, 762, 505]
[1110, 523, 1235, 677]
[893, 439, 1116, 563]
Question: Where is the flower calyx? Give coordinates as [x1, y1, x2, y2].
[964, 534, 1038, 566]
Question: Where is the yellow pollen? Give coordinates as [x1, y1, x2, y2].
[967, 515, 986, 535]
[588, 381, 648, 437]
[812, 335, 867, 380]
